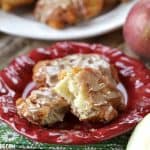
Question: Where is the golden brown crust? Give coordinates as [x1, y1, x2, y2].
[103, 0, 129, 10]
[33, 60, 52, 87]
[47, 4, 78, 29]
[80, 0, 104, 19]
[0, 0, 34, 11]
[16, 87, 69, 126]
[103, 0, 119, 10]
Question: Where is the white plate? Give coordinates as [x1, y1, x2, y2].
[0, 0, 137, 40]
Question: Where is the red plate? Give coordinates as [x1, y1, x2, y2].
[0, 42, 149, 144]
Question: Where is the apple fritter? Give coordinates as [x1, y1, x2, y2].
[34, 0, 104, 29]
[54, 67, 125, 122]
[16, 87, 69, 126]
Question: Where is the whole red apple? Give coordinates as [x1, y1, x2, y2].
[124, 0, 150, 58]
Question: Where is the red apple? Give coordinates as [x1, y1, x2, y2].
[123, 0, 150, 58]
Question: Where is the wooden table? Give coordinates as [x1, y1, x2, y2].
[1, 28, 149, 70]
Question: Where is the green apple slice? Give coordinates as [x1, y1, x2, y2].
[127, 114, 150, 150]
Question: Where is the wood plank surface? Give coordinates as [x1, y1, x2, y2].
[0, 29, 149, 69]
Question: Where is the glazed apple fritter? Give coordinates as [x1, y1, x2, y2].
[16, 87, 69, 126]
[54, 67, 125, 122]
[34, 0, 104, 29]
[16, 54, 125, 126]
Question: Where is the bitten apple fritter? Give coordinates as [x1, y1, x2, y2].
[54, 67, 125, 122]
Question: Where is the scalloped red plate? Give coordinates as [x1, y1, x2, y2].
[0, 42, 149, 144]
